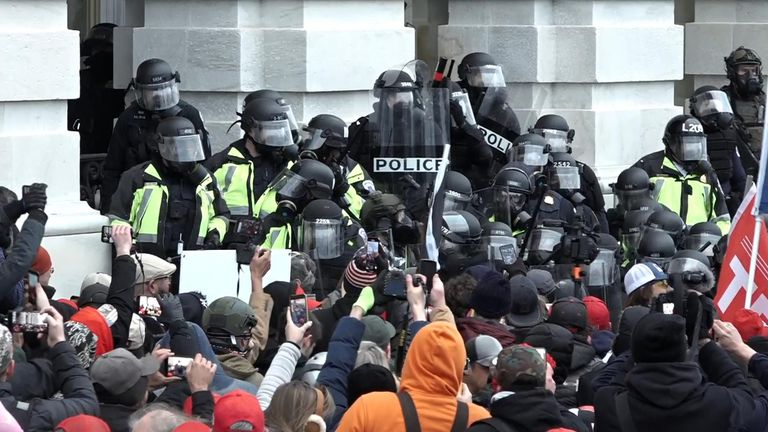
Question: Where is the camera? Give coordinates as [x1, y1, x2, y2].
[11, 311, 48, 333]
[651, 277, 715, 346]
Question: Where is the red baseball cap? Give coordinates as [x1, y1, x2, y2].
[584, 296, 611, 331]
[175, 421, 212, 432]
[213, 390, 265, 432]
[55, 415, 110, 432]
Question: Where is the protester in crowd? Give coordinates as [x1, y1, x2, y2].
[463, 335, 502, 407]
[623, 262, 672, 307]
[457, 270, 516, 347]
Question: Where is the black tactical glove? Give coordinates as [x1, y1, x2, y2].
[22, 183, 47, 212]
[159, 293, 185, 324]
[203, 230, 222, 249]
[450, 100, 466, 128]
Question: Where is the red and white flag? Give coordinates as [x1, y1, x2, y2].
[715, 185, 768, 322]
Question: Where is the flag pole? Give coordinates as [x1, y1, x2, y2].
[746, 82, 768, 309]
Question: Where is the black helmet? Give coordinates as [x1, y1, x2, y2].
[202, 296, 257, 352]
[273, 159, 335, 220]
[492, 163, 533, 227]
[82, 23, 116, 56]
[621, 209, 654, 253]
[689, 86, 734, 131]
[507, 133, 548, 169]
[373, 69, 420, 99]
[612, 167, 652, 211]
[241, 89, 300, 142]
[725, 46, 763, 94]
[457, 52, 505, 88]
[666, 249, 715, 293]
[683, 221, 722, 257]
[240, 99, 293, 149]
[637, 230, 676, 267]
[440, 210, 485, 272]
[483, 221, 514, 238]
[155, 116, 204, 166]
[443, 171, 473, 212]
[662, 114, 707, 163]
[644, 209, 686, 246]
[300, 199, 345, 260]
[132, 58, 180, 111]
[531, 114, 574, 153]
[482, 222, 518, 269]
[301, 114, 348, 161]
[545, 152, 581, 190]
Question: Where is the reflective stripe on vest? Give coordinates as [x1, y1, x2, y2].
[213, 147, 254, 217]
[650, 160, 713, 226]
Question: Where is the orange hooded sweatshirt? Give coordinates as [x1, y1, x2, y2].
[337, 321, 490, 431]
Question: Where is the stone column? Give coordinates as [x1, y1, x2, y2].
[114, 0, 416, 154]
[0, 0, 110, 298]
[438, 0, 684, 190]
[685, 0, 768, 91]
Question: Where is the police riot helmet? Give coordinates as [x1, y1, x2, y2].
[637, 230, 676, 268]
[155, 116, 205, 169]
[82, 23, 116, 56]
[526, 224, 564, 266]
[440, 210, 484, 270]
[482, 222, 518, 269]
[443, 170, 473, 212]
[273, 159, 335, 219]
[613, 167, 652, 211]
[725, 46, 764, 94]
[132, 58, 180, 112]
[492, 163, 533, 226]
[241, 89, 300, 142]
[301, 114, 347, 162]
[621, 209, 654, 254]
[202, 296, 257, 352]
[300, 199, 345, 260]
[457, 52, 505, 88]
[644, 209, 686, 246]
[666, 249, 715, 293]
[508, 133, 548, 169]
[662, 115, 707, 163]
[683, 221, 722, 258]
[531, 114, 574, 153]
[240, 98, 293, 149]
[545, 152, 581, 190]
[689, 86, 735, 131]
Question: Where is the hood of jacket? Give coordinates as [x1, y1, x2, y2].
[625, 361, 703, 409]
[570, 338, 596, 371]
[489, 390, 565, 430]
[400, 322, 465, 397]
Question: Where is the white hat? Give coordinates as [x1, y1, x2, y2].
[624, 262, 669, 295]
[132, 253, 177, 285]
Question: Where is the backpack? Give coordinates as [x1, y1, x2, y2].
[469, 417, 576, 432]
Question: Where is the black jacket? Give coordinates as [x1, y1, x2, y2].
[1, 341, 99, 431]
[594, 342, 754, 432]
[108, 254, 138, 350]
[9, 358, 55, 401]
[101, 100, 211, 213]
[99, 403, 134, 432]
[0, 207, 46, 313]
[467, 389, 590, 432]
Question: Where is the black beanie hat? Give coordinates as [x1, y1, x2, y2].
[347, 364, 397, 404]
[613, 306, 650, 355]
[631, 313, 687, 363]
[470, 270, 512, 319]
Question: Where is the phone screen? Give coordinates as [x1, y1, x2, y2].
[383, 271, 407, 299]
[166, 356, 193, 377]
[367, 240, 379, 256]
[418, 260, 437, 290]
[290, 295, 308, 326]
[138, 296, 162, 317]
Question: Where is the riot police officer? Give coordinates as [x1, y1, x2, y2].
[109, 116, 229, 260]
[642, 209, 686, 247]
[531, 114, 608, 232]
[205, 98, 294, 225]
[607, 167, 664, 238]
[683, 221, 722, 264]
[722, 46, 766, 175]
[256, 159, 336, 249]
[242, 89, 302, 148]
[507, 133, 549, 172]
[443, 170, 474, 212]
[447, 81, 494, 189]
[490, 163, 535, 233]
[482, 221, 518, 272]
[689, 86, 748, 215]
[101, 58, 211, 214]
[633, 115, 731, 234]
[439, 210, 487, 277]
[636, 229, 676, 269]
[457, 52, 521, 168]
[544, 152, 601, 232]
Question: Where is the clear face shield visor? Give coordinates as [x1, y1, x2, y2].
[302, 127, 347, 153]
[621, 230, 642, 253]
[534, 128, 569, 153]
[492, 187, 528, 221]
[483, 235, 519, 266]
[385, 91, 415, 109]
[300, 219, 344, 260]
[586, 249, 618, 287]
[683, 233, 722, 257]
[677, 136, 708, 162]
[616, 188, 651, 211]
[451, 91, 477, 126]
[692, 90, 734, 117]
[158, 134, 205, 162]
[529, 228, 563, 253]
[443, 190, 472, 212]
[548, 166, 581, 190]
[510, 144, 548, 168]
[466, 65, 506, 88]
[134, 79, 180, 111]
[247, 119, 294, 148]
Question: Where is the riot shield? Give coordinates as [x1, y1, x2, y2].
[476, 86, 521, 158]
[371, 60, 451, 196]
